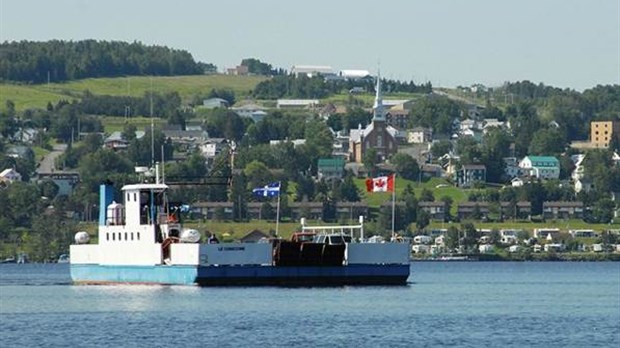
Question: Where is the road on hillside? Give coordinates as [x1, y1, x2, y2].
[37, 144, 67, 174]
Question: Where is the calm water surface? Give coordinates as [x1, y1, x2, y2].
[1, 262, 619, 347]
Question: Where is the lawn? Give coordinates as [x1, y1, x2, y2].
[1, 74, 268, 111]
[101, 116, 168, 133]
[354, 176, 468, 211]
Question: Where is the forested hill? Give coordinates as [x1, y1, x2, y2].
[0, 40, 211, 83]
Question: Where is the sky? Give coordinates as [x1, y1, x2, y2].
[1, 0, 618, 91]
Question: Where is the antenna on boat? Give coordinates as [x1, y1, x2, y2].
[150, 77, 154, 168]
[161, 145, 165, 184]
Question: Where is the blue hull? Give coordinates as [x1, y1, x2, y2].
[71, 264, 410, 286]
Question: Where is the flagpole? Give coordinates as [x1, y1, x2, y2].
[391, 174, 396, 239]
[275, 181, 281, 237]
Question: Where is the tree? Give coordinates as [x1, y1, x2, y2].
[431, 140, 452, 159]
[419, 188, 434, 202]
[416, 209, 430, 231]
[391, 153, 420, 181]
[244, 160, 273, 193]
[363, 148, 378, 177]
[260, 202, 275, 220]
[528, 128, 567, 156]
[339, 174, 360, 202]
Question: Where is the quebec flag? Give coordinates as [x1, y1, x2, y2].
[253, 182, 281, 197]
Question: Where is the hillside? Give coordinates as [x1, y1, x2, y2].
[0, 74, 268, 111]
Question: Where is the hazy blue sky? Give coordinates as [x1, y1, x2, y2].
[1, 0, 618, 90]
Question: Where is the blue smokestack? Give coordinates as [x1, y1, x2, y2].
[99, 182, 114, 226]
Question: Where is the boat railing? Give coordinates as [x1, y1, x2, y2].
[300, 216, 365, 241]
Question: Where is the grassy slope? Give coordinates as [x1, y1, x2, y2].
[1, 74, 268, 111]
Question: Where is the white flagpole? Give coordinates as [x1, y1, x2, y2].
[275, 182, 281, 237]
[391, 174, 396, 239]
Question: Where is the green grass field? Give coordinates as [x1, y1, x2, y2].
[354, 177, 467, 211]
[101, 116, 168, 133]
[1, 74, 268, 111]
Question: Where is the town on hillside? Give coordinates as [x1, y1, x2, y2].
[0, 40, 619, 262]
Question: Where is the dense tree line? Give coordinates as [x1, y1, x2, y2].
[0, 40, 207, 83]
[78, 90, 182, 118]
[253, 75, 432, 99]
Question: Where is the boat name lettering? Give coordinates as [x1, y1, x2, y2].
[217, 247, 245, 251]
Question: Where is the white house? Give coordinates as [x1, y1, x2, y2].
[0, 168, 22, 183]
[519, 156, 560, 179]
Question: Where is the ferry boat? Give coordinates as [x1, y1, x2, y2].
[70, 166, 410, 286]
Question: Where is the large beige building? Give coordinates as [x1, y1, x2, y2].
[591, 121, 620, 148]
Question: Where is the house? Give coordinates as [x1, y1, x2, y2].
[103, 131, 129, 150]
[418, 201, 448, 221]
[200, 138, 228, 160]
[407, 127, 432, 144]
[420, 164, 443, 178]
[385, 108, 410, 129]
[590, 120, 620, 148]
[0, 168, 22, 184]
[519, 156, 560, 179]
[191, 202, 234, 220]
[503, 157, 521, 179]
[317, 158, 345, 181]
[226, 65, 249, 76]
[500, 201, 532, 219]
[163, 130, 209, 149]
[542, 201, 584, 220]
[335, 202, 369, 220]
[457, 202, 490, 220]
[349, 73, 398, 163]
[232, 103, 268, 123]
[455, 164, 487, 187]
[276, 99, 319, 109]
[12, 127, 38, 143]
[482, 119, 506, 134]
[202, 98, 230, 109]
[240, 229, 270, 243]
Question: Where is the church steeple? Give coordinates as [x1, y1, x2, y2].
[372, 70, 384, 121]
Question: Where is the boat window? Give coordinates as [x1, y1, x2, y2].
[112, 233, 115, 241]
[137, 232, 140, 240]
[106, 233, 109, 241]
[131, 232, 134, 241]
[118, 233, 121, 241]
[134, 193, 137, 202]
[124, 232, 128, 240]
[126, 193, 130, 202]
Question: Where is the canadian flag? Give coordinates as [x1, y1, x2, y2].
[365, 174, 395, 193]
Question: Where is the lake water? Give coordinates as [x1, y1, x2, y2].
[1, 262, 619, 347]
